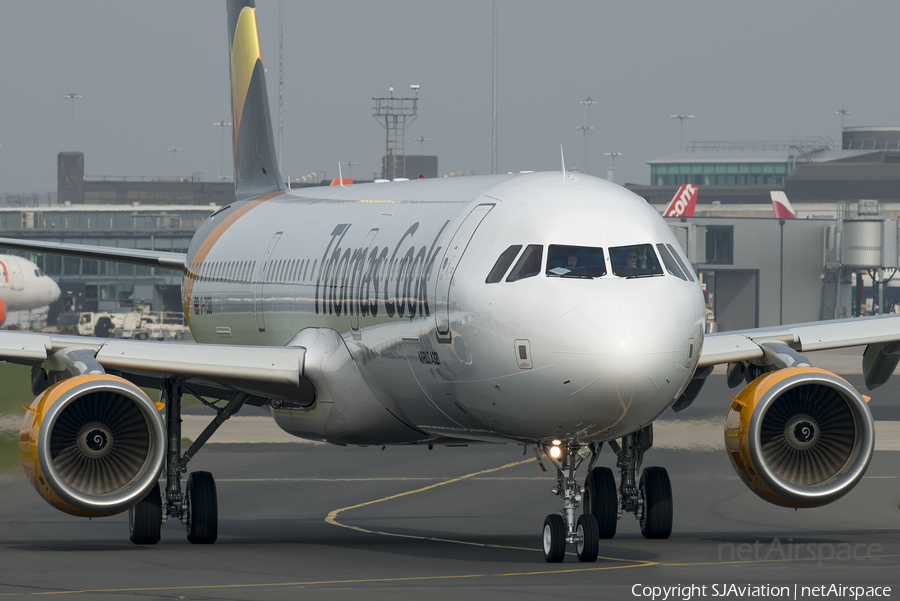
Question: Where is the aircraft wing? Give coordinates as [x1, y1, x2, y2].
[0, 330, 312, 403]
[0, 237, 186, 270]
[699, 314, 900, 388]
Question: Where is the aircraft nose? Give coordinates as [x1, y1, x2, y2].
[552, 296, 680, 401]
[47, 278, 61, 302]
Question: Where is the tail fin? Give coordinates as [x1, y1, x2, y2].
[227, 1, 287, 201]
[662, 184, 698, 217]
[770, 191, 797, 219]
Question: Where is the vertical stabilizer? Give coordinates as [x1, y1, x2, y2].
[227, 1, 287, 200]
[771, 191, 798, 219]
[662, 184, 698, 217]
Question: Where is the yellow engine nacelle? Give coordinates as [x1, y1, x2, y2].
[19, 374, 166, 518]
[725, 367, 875, 508]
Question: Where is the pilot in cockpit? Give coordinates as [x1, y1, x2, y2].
[567, 254, 579, 270]
[624, 250, 639, 268]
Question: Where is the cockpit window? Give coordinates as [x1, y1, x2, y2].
[609, 244, 664, 278]
[546, 245, 606, 278]
[655, 243, 688, 281]
[485, 245, 522, 283]
[666, 243, 695, 282]
[506, 244, 543, 282]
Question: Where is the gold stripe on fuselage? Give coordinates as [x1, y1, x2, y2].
[181, 190, 288, 322]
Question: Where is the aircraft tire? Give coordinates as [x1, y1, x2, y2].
[639, 466, 673, 539]
[542, 514, 566, 563]
[584, 466, 617, 539]
[575, 514, 599, 562]
[129, 481, 161, 545]
[186, 471, 218, 544]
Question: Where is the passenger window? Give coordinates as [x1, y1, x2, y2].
[546, 245, 606, 278]
[486, 245, 522, 283]
[667, 244, 695, 282]
[506, 245, 543, 282]
[656, 244, 687, 281]
[609, 244, 664, 278]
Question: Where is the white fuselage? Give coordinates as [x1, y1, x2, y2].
[182, 173, 706, 445]
[0, 255, 60, 312]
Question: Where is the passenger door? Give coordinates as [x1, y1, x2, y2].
[253, 232, 282, 332]
[435, 204, 494, 336]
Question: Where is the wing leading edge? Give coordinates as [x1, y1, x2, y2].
[0, 237, 186, 270]
[0, 330, 310, 403]
[699, 313, 900, 389]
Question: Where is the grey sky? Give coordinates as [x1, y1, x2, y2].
[1, 1, 898, 194]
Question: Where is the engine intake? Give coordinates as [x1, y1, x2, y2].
[725, 367, 874, 508]
[19, 374, 166, 517]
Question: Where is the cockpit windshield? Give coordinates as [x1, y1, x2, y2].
[546, 245, 606, 278]
[609, 244, 664, 278]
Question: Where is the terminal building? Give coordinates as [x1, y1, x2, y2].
[647, 127, 900, 330]
[0, 153, 226, 325]
[627, 127, 900, 214]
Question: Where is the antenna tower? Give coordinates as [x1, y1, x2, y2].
[372, 86, 419, 179]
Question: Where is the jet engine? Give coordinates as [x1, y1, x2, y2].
[19, 374, 166, 517]
[725, 367, 874, 508]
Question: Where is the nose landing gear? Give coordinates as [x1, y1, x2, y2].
[540, 425, 673, 560]
[537, 442, 599, 563]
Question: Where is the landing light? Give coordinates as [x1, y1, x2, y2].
[549, 445, 562, 459]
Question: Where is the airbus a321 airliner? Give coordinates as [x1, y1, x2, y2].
[1, 1, 898, 563]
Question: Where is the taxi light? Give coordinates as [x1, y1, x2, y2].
[549, 445, 562, 459]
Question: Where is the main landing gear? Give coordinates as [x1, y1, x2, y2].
[538, 425, 673, 563]
[129, 379, 247, 545]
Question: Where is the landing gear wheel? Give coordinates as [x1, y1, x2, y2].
[639, 466, 672, 539]
[575, 514, 599, 562]
[542, 514, 566, 563]
[186, 471, 218, 544]
[584, 466, 617, 539]
[129, 481, 161, 545]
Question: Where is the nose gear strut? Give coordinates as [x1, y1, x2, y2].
[536, 442, 599, 563]
[542, 425, 673, 558]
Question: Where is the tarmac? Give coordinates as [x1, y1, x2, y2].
[0, 347, 896, 600]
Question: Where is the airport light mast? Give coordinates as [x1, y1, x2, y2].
[575, 126, 593, 174]
[166, 148, 182, 179]
[213, 121, 231, 180]
[414, 136, 431, 155]
[835, 108, 850, 131]
[492, 0, 498, 174]
[670, 114, 694, 151]
[62, 93, 82, 151]
[372, 85, 419, 179]
[604, 151, 622, 183]
[579, 96, 598, 174]
[341, 162, 357, 178]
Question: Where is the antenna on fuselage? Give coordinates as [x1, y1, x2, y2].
[337, 162, 347, 189]
[560, 145, 566, 181]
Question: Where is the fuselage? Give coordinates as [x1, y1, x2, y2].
[0, 255, 60, 312]
[181, 172, 705, 445]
